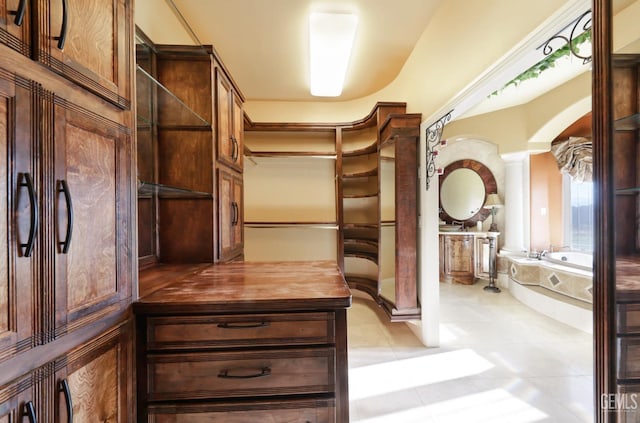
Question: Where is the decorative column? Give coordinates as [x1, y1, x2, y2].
[501, 152, 529, 253]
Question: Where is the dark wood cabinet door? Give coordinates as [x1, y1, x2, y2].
[55, 322, 132, 423]
[232, 174, 243, 253]
[0, 0, 31, 56]
[442, 235, 475, 284]
[0, 69, 35, 364]
[231, 92, 243, 170]
[216, 70, 242, 171]
[34, 0, 132, 109]
[49, 94, 132, 336]
[0, 372, 36, 423]
[217, 167, 242, 261]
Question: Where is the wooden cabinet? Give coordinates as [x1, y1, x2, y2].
[0, 0, 134, 420]
[439, 234, 475, 284]
[50, 90, 132, 336]
[0, 321, 131, 423]
[0, 0, 132, 108]
[134, 261, 351, 423]
[0, 0, 31, 56]
[218, 167, 243, 261]
[135, 40, 244, 266]
[35, 0, 132, 108]
[216, 69, 243, 171]
[0, 69, 35, 364]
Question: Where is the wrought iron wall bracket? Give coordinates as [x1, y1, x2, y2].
[425, 110, 452, 190]
[540, 10, 592, 64]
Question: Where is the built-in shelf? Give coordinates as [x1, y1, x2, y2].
[136, 65, 211, 127]
[344, 239, 378, 263]
[343, 224, 379, 241]
[244, 221, 338, 229]
[137, 180, 212, 199]
[343, 192, 378, 199]
[343, 168, 378, 178]
[615, 113, 640, 131]
[245, 149, 336, 159]
[342, 142, 377, 157]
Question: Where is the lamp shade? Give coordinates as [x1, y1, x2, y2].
[483, 193, 503, 209]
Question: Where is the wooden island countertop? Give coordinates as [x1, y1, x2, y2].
[134, 260, 352, 314]
[134, 261, 352, 421]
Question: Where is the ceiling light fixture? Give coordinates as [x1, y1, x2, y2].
[309, 12, 358, 97]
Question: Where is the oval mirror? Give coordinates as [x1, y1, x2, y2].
[439, 159, 497, 225]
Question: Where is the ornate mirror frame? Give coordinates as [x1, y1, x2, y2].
[438, 159, 497, 225]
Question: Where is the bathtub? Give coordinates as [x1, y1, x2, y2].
[544, 251, 593, 272]
[505, 252, 593, 333]
[507, 253, 592, 303]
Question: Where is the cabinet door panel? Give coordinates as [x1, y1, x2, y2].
[231, 93, 243, 170]
[216, 71, 232, 166]
[232, 175, 243, 252]
[218, 168, 233, 257]
[217, 168, 242, 261]
[0, 0, 31, 55]
[56, 322, 132, 423]
[36, 0, 131, 108]
[0, 70, 34, 363]
[51, 96, 132, 334]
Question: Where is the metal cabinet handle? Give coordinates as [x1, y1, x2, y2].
[55, 0, 68, 49]
[23, 401, 37, 423]
[58, 180, 73, 254]
[11, 0, 27, 26]
[19, 173, 38, 258]
[218, 367, 271, 379]
[230, 135, 237, 161]
[59, 379, 73, 423]
[218, 322, 270, 329]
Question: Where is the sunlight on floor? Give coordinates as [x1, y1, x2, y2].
[349, 349, 494, 401]
[348, 283, 594, 422]
[356, 389, 548, 423]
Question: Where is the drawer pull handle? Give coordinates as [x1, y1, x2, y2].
[218, 322, 270, 329]
[218, 366, 271, 379]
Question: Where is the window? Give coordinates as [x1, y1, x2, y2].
[563, 173, 593, 251]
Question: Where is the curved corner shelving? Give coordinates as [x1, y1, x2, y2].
[344, 275, 379, 300]
[344, 239, 378, 264]
[342, 168, 378, 179]
[342, 141, 377, 157]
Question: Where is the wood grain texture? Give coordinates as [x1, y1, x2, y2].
[134, 261, 351, 314]
[147, 399, 335, 423]
[440, 234, 475, 285]
[0, 95, 7, 335]
[65, 124, 117, 311]
[68, 347, 119, 422]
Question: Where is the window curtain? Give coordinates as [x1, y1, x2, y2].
[550, 136, 592, 182]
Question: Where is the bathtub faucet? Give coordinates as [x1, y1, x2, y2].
[539, 250, 549, 259]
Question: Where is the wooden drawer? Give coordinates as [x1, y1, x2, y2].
[618, 337, 640, 379]
[147, 348, 335, 401]
[145, 312, 334, 350]
[147, 399, 335, 423]
[618, 304, 640, 335]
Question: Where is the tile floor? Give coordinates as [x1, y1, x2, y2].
[347, 282, 594, 422]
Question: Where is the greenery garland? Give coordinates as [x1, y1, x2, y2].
[491, 30, 592, 96]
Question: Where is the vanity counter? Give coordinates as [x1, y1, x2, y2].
[134, 260, 351, 422]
